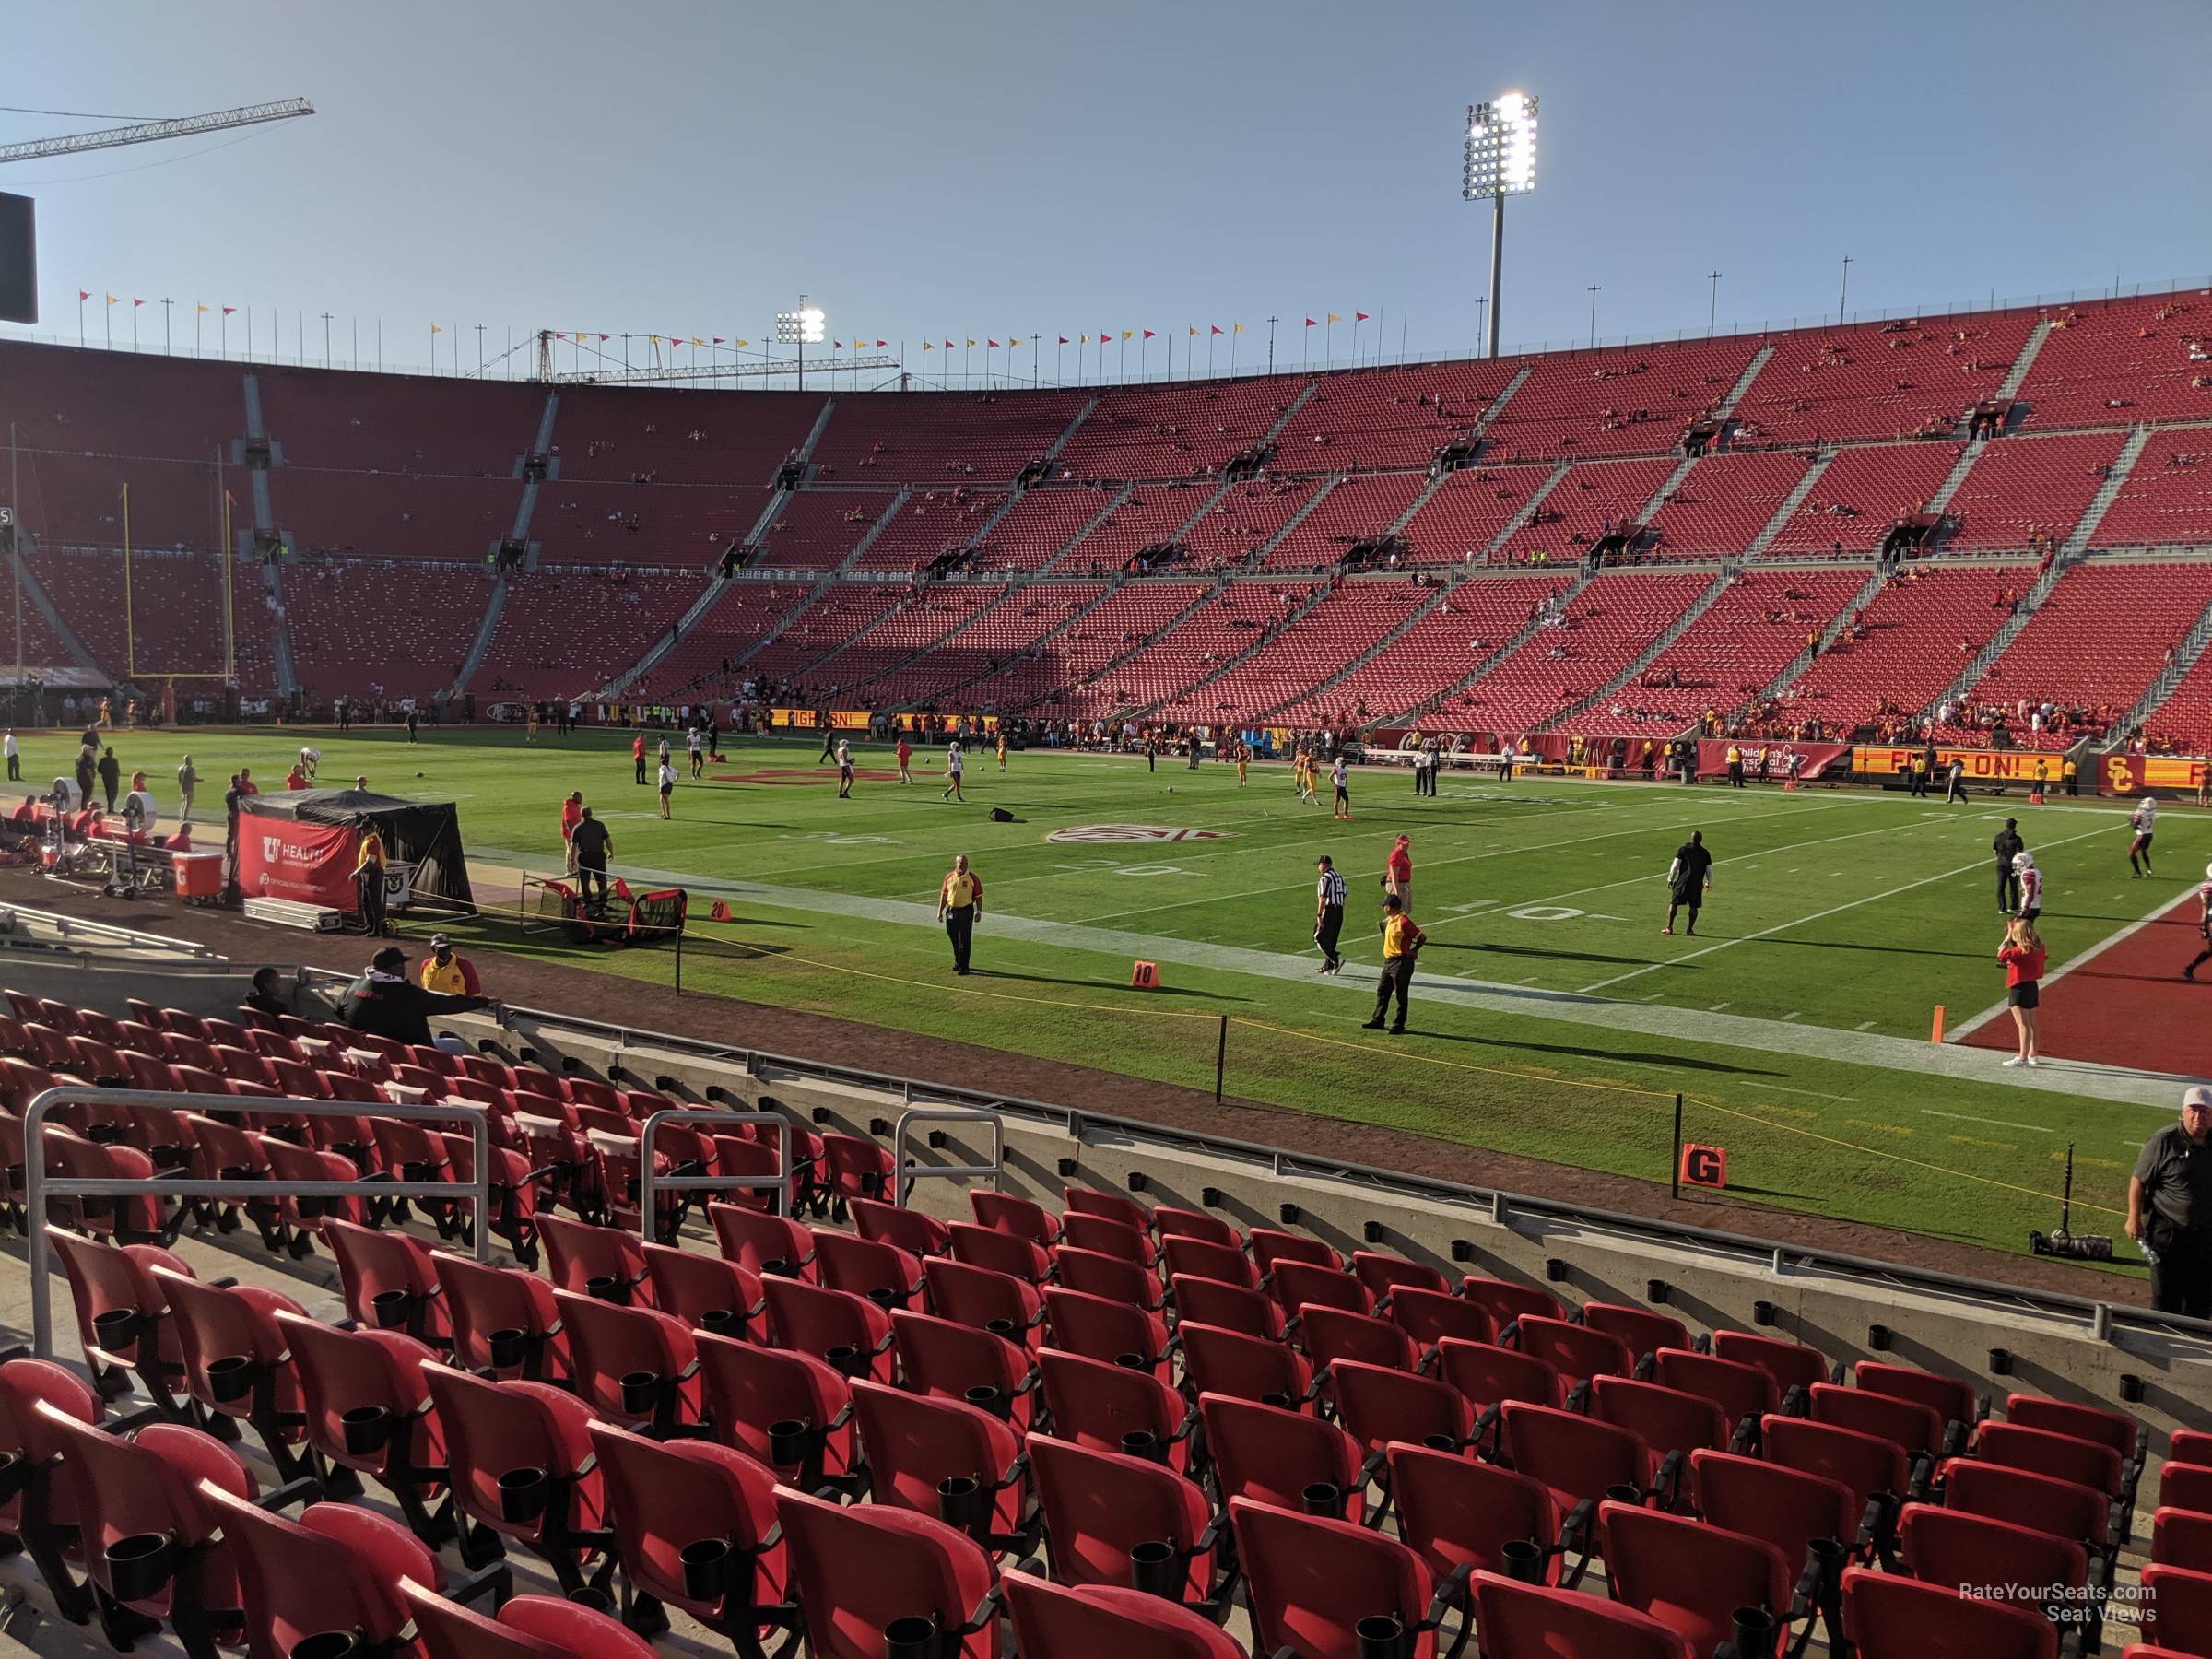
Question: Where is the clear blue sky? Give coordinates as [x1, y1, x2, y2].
[5, 0, 2208, 376]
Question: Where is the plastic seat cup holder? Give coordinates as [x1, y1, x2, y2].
[339, 1405, 394, 1457]
[866, 1287, 901, 1310]
[206, 1354, 260, 1403]
[86, 1124, 126, 1146]
[963, 1384, 1007, 1420]
[883, 1615, 941, 1659]
[1421, 1432, 1459, 1453]
[0, 1451, 24, 1504]
[1113, 1352, 1150, 1371]
[566, 1586, 614, 1615]
[767, 1418, 816, 1468]
[92, 1307, 145, 1351]
[826, 1344, 866, 1379]
[936, 1475, 985, 1533]
[700, 1307, 742, 1337]
[679, 1536, 739, 1604]
[1120, 1430, 1163, 1463]
[1732, 1606, 1780, 1659]
[584, 1274, 629, 1306]
[487, 1327, 530, 1370]
[497, 1465, 550, 1523]
[1261, 1392, 1292, 1409]
[1604, 1483, 1642, 1507]
[1301, 1480, 1343, 1517]
[369, 1288, 416, 1330]
[618, 1369, 665, 1418]
[984, 1319, 1019, 1341]
[1500, 1539, 1545, 1584]
[760, 1259, 794, 1278]
[1129, 1539, 1182, 1600]
[294, 1195, 325, 1221]
[1355, 1614, 1410, 1659]
[105, 1531, 178, 1602]
[289, 1633, 362, 1659]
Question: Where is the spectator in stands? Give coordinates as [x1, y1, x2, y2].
[570, 806, 612, 906]
[418, 934, 482, 996]
[342, 945, 493, 1053]
[243, 966, 290, 1019]
[2129, 1088, 2212, 1318]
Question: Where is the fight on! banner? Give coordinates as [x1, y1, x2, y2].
[1852, 747, 2071, 782]
[238, 819, 360, 911]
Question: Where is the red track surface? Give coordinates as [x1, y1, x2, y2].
[1961, 889, 2206, 1073]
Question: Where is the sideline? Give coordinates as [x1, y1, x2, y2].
[469, 841, 2198, 1110]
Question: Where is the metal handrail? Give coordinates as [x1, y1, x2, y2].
[637, 1108, 793, 1232]
[894, 1108, 1004, 1207]
[26, 1086, 494, 1360]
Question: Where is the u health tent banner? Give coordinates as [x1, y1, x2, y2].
[238, 818, 358, 910]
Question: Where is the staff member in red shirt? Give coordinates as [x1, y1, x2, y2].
[895, 734, 913, 784]
[631, 732, 647, 786]
[559, 791, 584, 873]
[1997, 918, 2045, 1068]
[1384, 834, 1414, 919]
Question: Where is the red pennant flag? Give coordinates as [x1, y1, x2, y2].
[1304, 316, 1317, 327]
[76, 288, 89, 301]
[1058, 336, 1069, 345]
[132, 297, 144, 308]
[1142, 329, 1157, 340]
[598, 334, 610, 342]
[944, 340, 955, 349]
[712, 336, 725, 345]
[221, 306, 236, 316]
[1355, 312, 1371, 323]
[875, 338, 887, 347]
[988, 340, 1000, 348]
[1210, 324, 1224, 335]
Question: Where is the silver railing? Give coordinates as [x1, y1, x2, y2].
[894, 1107, 1004, 1207]
[27, 1087, 493, 1359]
[636, 1108, 793, 1232]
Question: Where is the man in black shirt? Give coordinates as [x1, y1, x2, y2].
[569, 806, 613, 907]
[1992, 818, 2025, 915]
[1664, 831, 1712, 936]
[342, 946, 493, 1047]
[222, 772, 244, 900]
[2129, 1087, 2212, 1317]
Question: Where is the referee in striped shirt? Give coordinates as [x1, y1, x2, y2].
[1313, 854, 1347, 973]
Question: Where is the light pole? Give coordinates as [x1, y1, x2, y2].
[1463, 91, 1537, 359]
[1707, 270, 1721, 336]
[1840, 255, 1853, 324]
[1586, 283, 1601, 347]
[776, 296, 825, 391]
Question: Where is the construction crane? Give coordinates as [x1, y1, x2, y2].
[0, 98, 314, 166]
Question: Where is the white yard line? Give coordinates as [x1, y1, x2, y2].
[1575, 821, 2117, 996]
[1922, 1108, 2053, 1135]
[1947, 881, 2196, 1041]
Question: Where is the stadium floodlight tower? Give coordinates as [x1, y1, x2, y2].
[775, 295, 827, 389]
[1463, 92, 1537, 359]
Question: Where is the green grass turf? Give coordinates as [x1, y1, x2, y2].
[40, 724, 2189, 1270]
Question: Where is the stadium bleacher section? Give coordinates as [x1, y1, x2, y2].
[3, 968, 2200, 1659]
[5, 283, 2212, 744]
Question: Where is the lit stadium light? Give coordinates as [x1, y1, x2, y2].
[1463, 91, 1537, 358]
[774, 304, 826, 346]
[1463, 93, 1537, 198]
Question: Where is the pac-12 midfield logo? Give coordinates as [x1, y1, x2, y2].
[1044, 825, 1236, 844]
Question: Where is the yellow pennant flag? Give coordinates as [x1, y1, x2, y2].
[1188, 325, 1198, 336]
[965, 338, 975, 347]
[195, 303, 210, 314]
[1326, 312, 1341, 324]
[1121, 330, 1134, 340]
[1007, 337, 1020, 348]
[1233, 323, 1245, 334]
[430, 324, 442, 334]
[923, 341, 934, 350]
[104, 293, 119, 305]
[734, 338, 748, 348]
[691, 336, 704, 346]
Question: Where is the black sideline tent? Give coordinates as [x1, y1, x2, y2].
[238, 788, 476, 911]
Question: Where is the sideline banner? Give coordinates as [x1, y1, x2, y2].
[238, 819, 359, 911]
[2101, 754, 2206, 796]
[1852, 746, 2068, 782]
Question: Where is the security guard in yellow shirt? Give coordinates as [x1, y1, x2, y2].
[1362, 894, 1426, 1034]
[418, 935, 481, 996]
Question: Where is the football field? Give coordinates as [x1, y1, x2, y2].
[36, 724, 2205, 1271]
